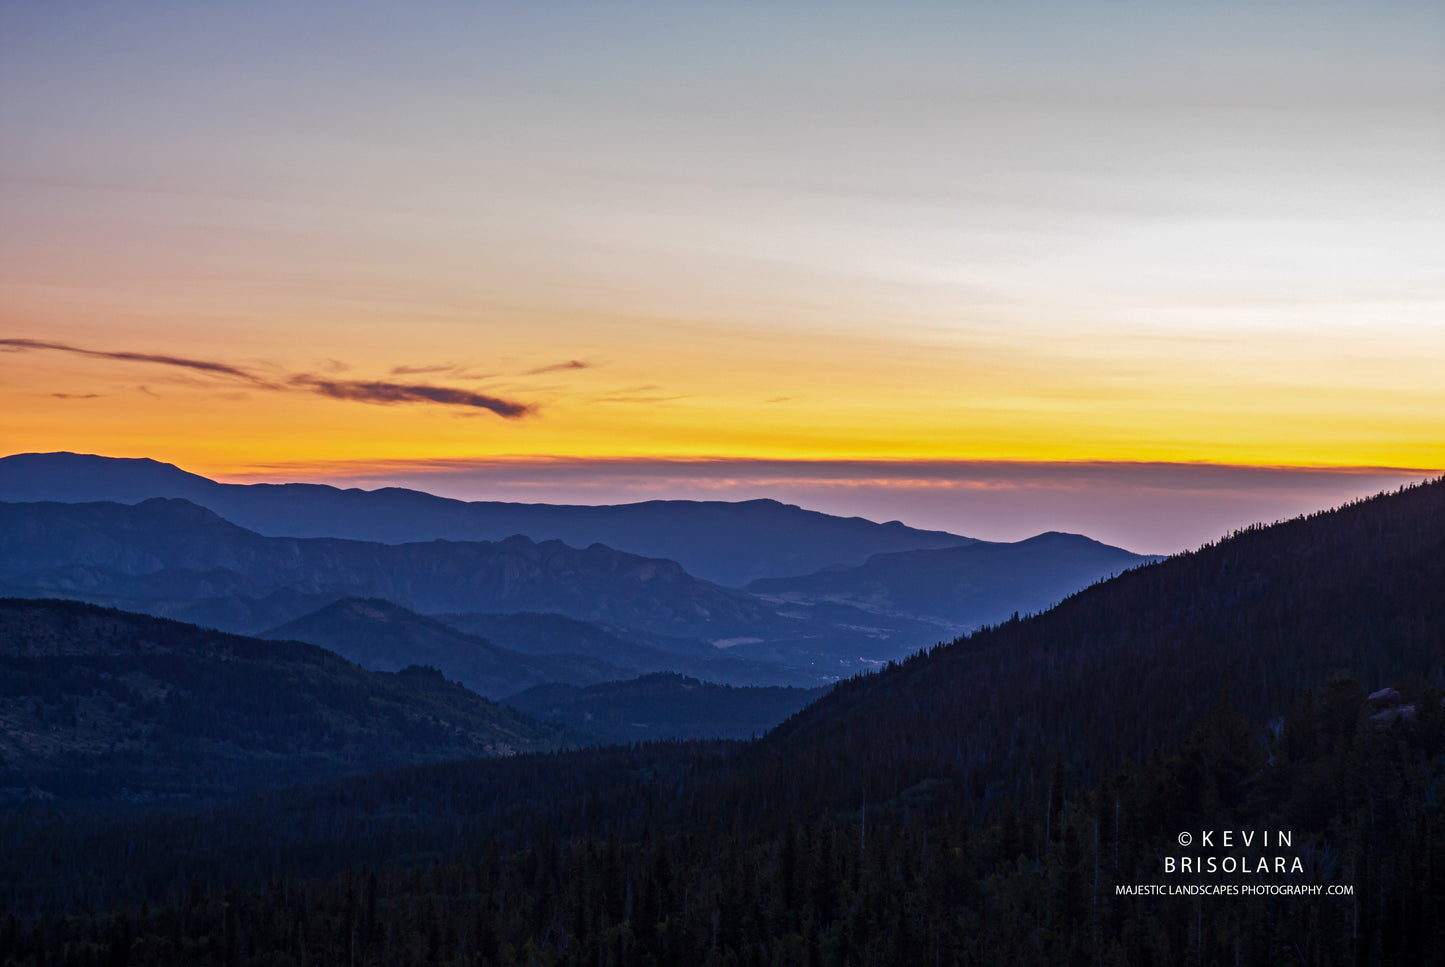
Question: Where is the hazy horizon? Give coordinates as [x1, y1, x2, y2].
[6, 449, 1432, 557]
[3, 1, 1441, 553]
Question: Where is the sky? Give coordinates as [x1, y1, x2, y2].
[2, 1, 1441, 553]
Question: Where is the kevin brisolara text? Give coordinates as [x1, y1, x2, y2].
[1116, 884, 1352, 897]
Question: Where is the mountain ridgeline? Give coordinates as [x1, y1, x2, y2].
[0, 497, 798, 640]
[259, 597, 628, 700]
[0, 493, 1155, 675]
[0, 452, 978, 586]
[748, 530, 1160, 633]
[2, 480, 1441, 965]
[735, 475, 1445, 824]
[0, 597, 573, 804]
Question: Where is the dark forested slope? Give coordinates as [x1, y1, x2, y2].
[506, 672, 827, 742]
[0, 598, 572, 804]
[3, 481, 1442, 965]
[760, 477, 1445, 814]
[260, 598, 625, 699]
[433, 610, 823, 687]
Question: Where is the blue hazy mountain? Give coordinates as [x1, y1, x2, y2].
[0, 497, 798, 639]
[0, 452, 976, 585]
[260, 597, 629, 699]
[746, 531, 1160, 635]
[431, 610, 823, 687]
[0, 497, 951, 675]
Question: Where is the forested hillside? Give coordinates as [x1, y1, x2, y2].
[0, 599, 572, 804]
[2, 481, 1441, 965]
[762, 477, 1444, 815]
[507, 673, 826, 741]
[6, 676, 1440, 964]
[261, 598, 626, 699]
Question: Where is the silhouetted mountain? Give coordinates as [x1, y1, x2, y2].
[434, 610, 823, 687]
[747, 531, 1159, 633]
[0, 453, 214, 505]
[0, 584, 348, 637]
[506, 673, 828, 741]
[0, 452, 976, 584]
[261, 598, 626, 699]
[758, 479, 1445, 811]
[0, 598, 572, 805]
[4, 482, 1442, 964]
[0, 497, 792, 639]
[0, 498, 953, 673]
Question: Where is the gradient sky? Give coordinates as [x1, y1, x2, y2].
[2, 1, 1441, 553]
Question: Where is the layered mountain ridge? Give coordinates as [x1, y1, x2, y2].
[0, 452, 979, 586]
[0, 597, 574, 804]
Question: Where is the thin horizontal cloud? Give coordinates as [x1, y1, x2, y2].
[50, 392, 101, 399]
[390, 363, 459, 375]
[219, 456, 1441, 555]
[5, 335, 534, 418]
[289, 376, 532, 417]
[590, 394, 687, 404]
[1, 337, 271, 385]
[253, 456, 1438, 488]
[523, 360, 591, 376]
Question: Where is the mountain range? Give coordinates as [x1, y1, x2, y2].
[260, 597, 627, 699]
[432, 609, 823, 686]
[0, 597, 573, 804]
[748, 530, 1158, 633]
[4, 477, 1438, 963]
[0, 452, 977, 586]
[0, 497, 799, 639]
[0, 493, 1155, 676]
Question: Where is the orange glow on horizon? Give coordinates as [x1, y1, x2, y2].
[3, 314, 1442, 481]
[3, 3, 1441, 490]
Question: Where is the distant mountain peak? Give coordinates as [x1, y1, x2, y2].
[0, 452, 979, 585]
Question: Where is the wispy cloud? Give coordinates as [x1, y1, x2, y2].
[1, 338, 271, 385]
[523, 360, 591, 376]
[49, 392, 101, 399]
[586, 383, 683, 404]
[6, 336, 534, 418]
[390, 363, 459, 376]
[288, 376, 532, 417]
[591, 394, 687, 404]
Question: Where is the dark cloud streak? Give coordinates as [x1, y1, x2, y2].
[524, 359, 591, 375]
[1, 338, 272, 385]
[7, 336, 534, 418]
[390, 363, 458, 375]
[289, 376, 532, 417]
